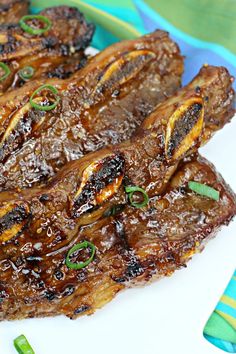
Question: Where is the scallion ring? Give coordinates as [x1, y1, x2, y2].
[19, 15, 52, 35]
[188, 181, 220, 201]
[14, 334, 35, 354]
[125, 185, 149, 208]
[0, 62, 10, 82]
[19, 66, 35, 80]
[66, 241, 96, 270]
[30, 84, 60, 111]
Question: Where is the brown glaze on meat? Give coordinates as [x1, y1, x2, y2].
[0, 6, 94, 93]
[0, 30, 184, 191]
[0, 66, 232, 221]
[0, 153, 235, 321]
[0, 0, 29, 25]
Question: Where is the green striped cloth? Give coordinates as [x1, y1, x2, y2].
[204, 271, 236, 352]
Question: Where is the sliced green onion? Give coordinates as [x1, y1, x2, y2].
[19, 66, 35, 80]
[0, 62, 10, 82]
[188, 181, 220, 201]
[14, 334, 35, 354]
[66, 241, 96, 270]
[19, 15, 52, 35]
[125, 185, 149, 208]
[30, 84, 60, 111]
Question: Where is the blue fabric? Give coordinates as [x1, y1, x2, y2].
[134, 0, 236, 89]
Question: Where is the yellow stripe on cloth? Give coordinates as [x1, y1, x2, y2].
[221, 295, 236, 310]
[216, 310, 236, 330]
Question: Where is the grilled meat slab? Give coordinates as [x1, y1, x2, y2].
[0, 30, 184, 191]
[0, 66, 232, 227]
[0, 6, 94, 93]
[0, 153, 235, 321]
[0, 0, 29, 25]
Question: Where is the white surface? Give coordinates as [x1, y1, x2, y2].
[0, 72, 236, 352]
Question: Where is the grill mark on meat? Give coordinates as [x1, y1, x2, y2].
[167, 102, 203, 158]
[47, 56, 88, 79]
[74, 304, 90, 315]
[113, 220, 144, 282]
[91, 50, 156, 98]
[0, 203, 30, 243]
[72, 154, 125, 218]
[0, 108, 46, 162]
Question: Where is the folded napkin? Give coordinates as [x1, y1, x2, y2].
[204, 271, 236, 353]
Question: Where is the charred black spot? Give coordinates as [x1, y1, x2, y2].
[74, 24, 95, 51]
[72, 153, 125, 218]
[125, 259, 143, 280]
[114, 259, 143, 283]
[47, 56, 87, 80]
[74, 304, 90, 315]
[62, 285, 75, 297]
[113, 276, 126, 283]
[59, 44, 71, 56]
[54, 269, 64, 280]
[0, 205, 30, 236]
[0, 33, 20, 56]
[15, 256, 24, 267]
[42, 36, 58, 49]
[122, 175, 132, 187]
[37, 280, 45, 289]
[39, 194, 50, 202]
[167, 102, 202, 158]
[145, 206, 157, 216]
[76, 271, 87, 282]
[112, 89, 120, 97]
[163, 252, 177, 264]
[44, 290, 56, 301]
[0, 289, 7, 303]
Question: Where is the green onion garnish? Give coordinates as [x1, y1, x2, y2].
[188, 181, 220, 201]
[125, 185, 149, 208]
[14, 334, 35, 354]
[19, 66, 35, 80]
[0, 62, 10, 82]
[30, 84, 60, 111]
[19, 15, 52, 35]
[66, 241, 96, 270]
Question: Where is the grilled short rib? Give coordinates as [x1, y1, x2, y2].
[0, 65, 233, 227]
[0, 6, 94, 93]
[0, 30, 184, 191]
[0, 0, 29, 25]
[0, 153, 235, 321]
[0, 65, 235, 320]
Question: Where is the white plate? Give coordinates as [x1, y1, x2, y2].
[0, 55, 235, 353]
